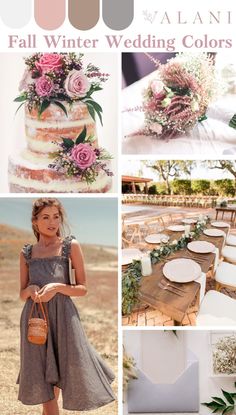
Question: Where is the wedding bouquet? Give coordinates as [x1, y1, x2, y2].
[142, 53, 220, 138]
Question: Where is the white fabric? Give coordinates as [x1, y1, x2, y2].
[213, 247, 220, 274]
[215, 261, 236, 288]
[195, 272, 206, 304]
[226, 234, 236, 247]
[196, 290, 236, 326]
[222, 245, 236, 264]
[122, 71, 236, 156]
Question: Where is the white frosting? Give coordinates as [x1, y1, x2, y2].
[9, 173, 111, 192]
[25, 138, 59, 154]
[10, 152, 50, 168]
[26, 117, 95, 130]
[10, 151, 111, 169]
[8, 152, 112, 192]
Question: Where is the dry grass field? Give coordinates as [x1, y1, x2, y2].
[0, 225, 118, 415]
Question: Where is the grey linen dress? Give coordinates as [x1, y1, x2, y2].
[17, 236, 115, 411]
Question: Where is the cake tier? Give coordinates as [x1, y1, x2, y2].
[25, 101, 97, 154]
[8, 151, 112, 193]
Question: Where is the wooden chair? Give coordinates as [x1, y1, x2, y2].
[144, 217, 165, 235]
[122, 223, 142, 248]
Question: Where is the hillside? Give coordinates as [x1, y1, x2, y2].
[0, 224, 117, 267]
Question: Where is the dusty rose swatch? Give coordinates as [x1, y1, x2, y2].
[35, 0, 65, 30]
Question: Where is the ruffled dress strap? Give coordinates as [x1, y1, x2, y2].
[22, 244, 33, 264]
[61, 235, 76, 258]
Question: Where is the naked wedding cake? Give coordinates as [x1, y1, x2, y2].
[9, 53, 113, 193]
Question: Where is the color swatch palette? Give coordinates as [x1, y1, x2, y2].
[0, 0, 134, 30]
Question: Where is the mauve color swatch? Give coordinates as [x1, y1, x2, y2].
[68, 0, 100, 30]
[103, 0, 134, 30]
[0, 0, 31, 28]
[35, 0, 65, 30]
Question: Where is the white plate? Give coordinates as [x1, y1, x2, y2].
[145, 234, 169, 244]
[182, 218, 197, 224]
[122, 249, 141, 266]
[163, 258, 201, 283]
[211, 221, 230, 228]
[167, 225, 185, 232]
[187, 241, 215, 254]
[203, 228, 226, 237]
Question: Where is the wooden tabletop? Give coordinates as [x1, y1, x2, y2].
[136, 223, 228, 324]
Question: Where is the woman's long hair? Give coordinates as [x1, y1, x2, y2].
[32, 198, 69, 241]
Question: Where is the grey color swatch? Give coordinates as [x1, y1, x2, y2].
[128, 350, 199, 413]
[102, 0, 134, 30]
[0, 0, 31, 28]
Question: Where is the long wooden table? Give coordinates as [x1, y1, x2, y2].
[215, 206, 236, 223]
[136, 223, 228, 325]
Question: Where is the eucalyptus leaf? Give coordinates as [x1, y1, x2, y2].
[14, 95, 27, 102]
[62, 138, 74, 149]
[87, 103, 95, 122]
[53, 101, 68, 117]
[85, 99, 103, 113]
[222, 390, 235, 405]
[15, 101, 26, 116]
[212, 398, 227, 406]
[222, 406, 234, 415]
[75, 126, 87, 144]
[38, 100, 50, 118]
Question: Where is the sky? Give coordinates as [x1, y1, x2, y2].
[0, 197, 118, 247]
[122, 160, 234, 180]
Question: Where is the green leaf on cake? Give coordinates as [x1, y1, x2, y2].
[87, 103, 96, 122]
[85, 99, 103, 126]
[53, 101, 68, 117]
[38, 100, 50, 118]
[14, 94, 27, 102]
[15, 101, 26, 116]
[61, 137, 74, 149]
[75, 127, 87, 145]
[229, 114, 236, 129]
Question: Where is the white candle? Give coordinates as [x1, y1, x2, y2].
[184, 224, 191, 237]
[141, 254, 152, 277]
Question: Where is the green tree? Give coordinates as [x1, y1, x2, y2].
[192, 179, 211, 195]
[171, 179, 192, 195]
[203, 161, 236, 193]
[213, 179, 235, 197]
[145, 161, 194, 195]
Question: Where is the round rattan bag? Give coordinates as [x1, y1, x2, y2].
[27, 298, 48, 345]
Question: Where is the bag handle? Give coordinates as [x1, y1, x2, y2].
[29, 296, 48, 324]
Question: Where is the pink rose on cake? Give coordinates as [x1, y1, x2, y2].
[35, 76, 54, 97]
[65, 70, 90, 99]
[35, 53, 63, 73]
[70, 143, 96, 170]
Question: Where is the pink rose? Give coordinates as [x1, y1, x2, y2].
[149, 123, 163, 135]
[19, 69, 34, 91]
[150, 80, 165, 98]
[70, 143, 96, 170]
[35, 76, 54, 97]
[35, 53, 62, 73]
[64, 70, 90, 99]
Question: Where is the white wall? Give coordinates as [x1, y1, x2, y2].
[123, 330, 236, 415]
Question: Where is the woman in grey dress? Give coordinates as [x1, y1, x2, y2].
[18, 198, 115, 415]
